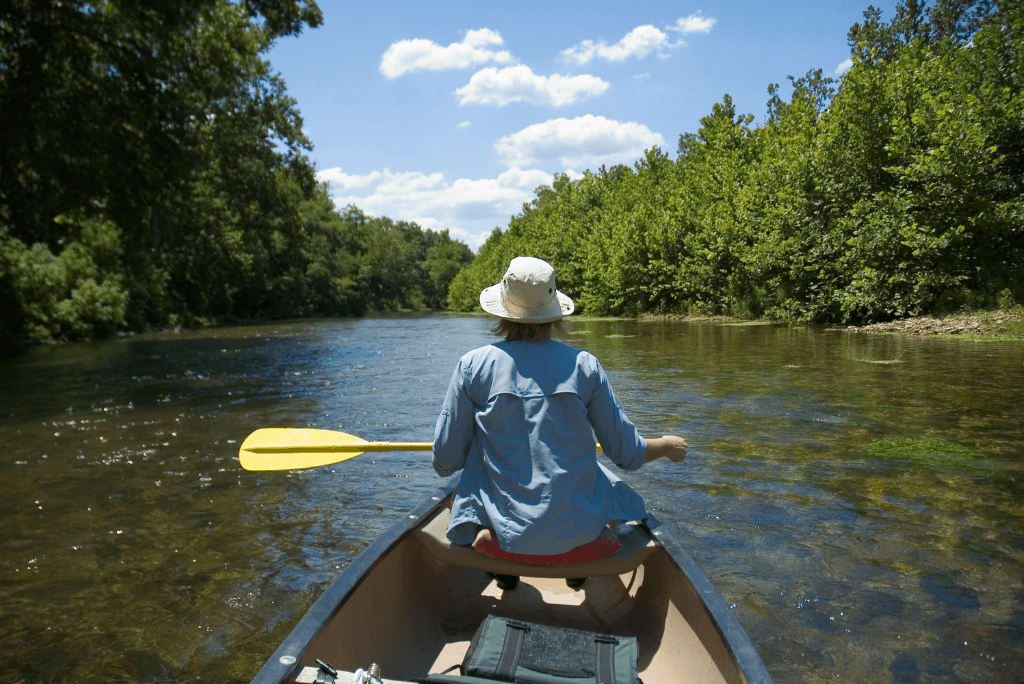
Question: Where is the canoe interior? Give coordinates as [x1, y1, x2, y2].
[273, 494, 766, 684]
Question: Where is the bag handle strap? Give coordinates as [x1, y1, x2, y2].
[594, 636, 620, 684]
[495, 620, 531, 681]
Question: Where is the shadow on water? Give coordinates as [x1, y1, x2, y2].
[1, 315, 1022, 682]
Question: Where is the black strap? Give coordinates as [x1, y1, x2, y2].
[594, 636, 619, 684]
[495, 620, 530, 681]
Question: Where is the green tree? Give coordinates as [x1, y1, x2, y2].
[0, 0, 324, 345]
[806, 2, 1023, 321]
[447, 228, 508, 312]
[1, 214, 129, 342]
[848, 1, 997, 63]
[422, 232, 475, 309]
[671, 95, 758, 315]
[0, 0, 321, 250]
[299, 198, 368, 317]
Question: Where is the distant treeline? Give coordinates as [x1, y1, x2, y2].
[0, 0, 472, 348]
[450, 1, 1023, 323]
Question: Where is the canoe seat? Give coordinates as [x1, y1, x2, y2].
[413, 506, 657, 579]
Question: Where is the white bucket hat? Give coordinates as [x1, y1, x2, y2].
[479, 257, 574, 323]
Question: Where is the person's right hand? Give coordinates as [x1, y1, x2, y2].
[645, 435, 688, 463]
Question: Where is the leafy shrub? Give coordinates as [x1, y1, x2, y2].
[2, 215, 129, 342]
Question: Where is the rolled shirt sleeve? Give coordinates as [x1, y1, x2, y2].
[432, 361, 475, 477]
[584, 356, 647, 471]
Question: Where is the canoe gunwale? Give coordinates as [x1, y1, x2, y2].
[643, 523, 774, 684]
[248, 481, 458, 684]
[247, 477, 774, 684]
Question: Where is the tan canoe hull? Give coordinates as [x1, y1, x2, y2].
[249, 483, 773, 684]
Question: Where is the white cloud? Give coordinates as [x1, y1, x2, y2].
[325, 167, 555, 250]
[668, 13, 716, 34]
[494, 115, 665, 171]
[835, 58, 854, 75]
[374, 169, 447, 195]
[380, 28, 515, 79]
[562, 25, 674, 65]
[455, 65, 609, 107]
[316, 167, 382, 192]
[457, 120, 472, 128]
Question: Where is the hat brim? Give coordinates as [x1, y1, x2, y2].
[479, 283, 574, 323]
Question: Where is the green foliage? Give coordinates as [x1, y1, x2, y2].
[1, 215, 129, 342]
[997, 288, 1019, 310]
[4, 0, 1019, 341]
[298, 198, 367, 317]
[865, 436, 993, 472]
[422, 231, 475, 309]
[452, 1, 1022, 326]
[848, 0, 997, 63]
[0, 0, 472, 348]
[806, 7, 1024, 321]
[447, 228, 509, 312]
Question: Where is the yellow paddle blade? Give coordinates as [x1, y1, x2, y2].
[239, 428, 369, 471]
[238, 428, 432, 471]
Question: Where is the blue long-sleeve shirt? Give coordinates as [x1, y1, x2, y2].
[432, 339, 649, 555]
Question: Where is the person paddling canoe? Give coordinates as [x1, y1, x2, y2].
[432, 257, 688, 588]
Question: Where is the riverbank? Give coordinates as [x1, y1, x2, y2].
[639, 308, 1024, 340]
[144, 307, 1024, 342]
[849, 307, 1024, 340]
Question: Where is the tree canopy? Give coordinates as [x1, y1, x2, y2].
[5, 0, 1019, 346]
[450, 0, 1022, 323]
[0, 0, 472, 348]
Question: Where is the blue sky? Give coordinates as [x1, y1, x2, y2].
[267, 0, 896, 250]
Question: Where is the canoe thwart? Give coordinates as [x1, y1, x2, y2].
[413, 506, 657, 578]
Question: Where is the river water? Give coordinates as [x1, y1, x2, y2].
[1, 315, 1022, 683]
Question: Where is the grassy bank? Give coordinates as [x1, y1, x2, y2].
[850, 306, 1024, 340]
[636, 307, 1024, 341]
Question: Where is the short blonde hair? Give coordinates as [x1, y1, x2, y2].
[492, 318, 567, 342]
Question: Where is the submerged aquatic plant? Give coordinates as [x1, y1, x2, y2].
[866, 437, 993, 471]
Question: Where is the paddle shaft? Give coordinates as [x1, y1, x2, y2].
[243, 440, 603, 454]
[243, 442, 433, 454]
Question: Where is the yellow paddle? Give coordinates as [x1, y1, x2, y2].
[238, 428, 432, 471]
[238, 428, 605, 471]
